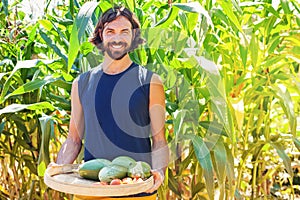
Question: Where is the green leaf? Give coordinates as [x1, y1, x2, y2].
[292, 46, 300, 55]
[40, 31, 68, 64]
[0, 60, 42, 104]
[296, 15, 300, 27]
[125, 0, 135, 12]
[179, 149, 195, 175]
[249, 33, 258, 68]
[267, 35, 282, 54]
[137, 48, 148, 66]
[280, 0, 291, 14]
[2, 0, 8, 16]
[270, 85, 296, 136]
[225, 145, 235, 197]
[86, 52, 102, 68]
[178, 12, 188, 33]
[68, 1, 99, 72]
[196, 56, 234, 140]
[266, 5, 281, 18]
[213, 9, 230, 27]
[184, 134, 214, 200]
[216, 0, 242, 32]
[173, 2, 213, 29]
[212, 139, 226, 182]
[0, 102, 55, 116]
[38, 115, 53, 176]
[177, 79, 191, 106]
[3, 76, 56, 101]
[173, 110, 187, 139]
[293, 138, 300, 152]
[167, 168, 181, 196]
[271, 142, 292, 176]
[68, 23, 80, 73]
[99, 1, 112, 12]
[239, 43, 248, 68]
[142, 0, 154, 11]
[155, 6, 179, 28]
[199, 121, 228, 137]
[23, 155, 38, 175]
[76, 2, 99, 40]
[51, 79, 72, 90]
[272, 73, 290, 81]
[38, 19, 54, 31]
[143, 28, 161, 50]
[165, 69, 177, 89]
[38, 162, 47, 177]
[80, 41, 94, 56]
[191, 182, 206, 198]
[0, 121, 5, 133]
[265, 16, 277, 36]
[26, 24, 38, 46]
[173, 2, 203, 13]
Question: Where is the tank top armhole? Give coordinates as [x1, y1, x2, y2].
[138, 65, 153, 96]
[77, 71, 91, 103]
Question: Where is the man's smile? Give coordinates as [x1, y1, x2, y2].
[111, 44, 123, 49]
[109, 42, 127, 50]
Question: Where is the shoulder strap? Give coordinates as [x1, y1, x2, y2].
[77, 66, 103, 101]
[138, 65, 153, 97]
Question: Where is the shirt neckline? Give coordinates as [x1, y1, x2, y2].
[102, 62, 136, 76]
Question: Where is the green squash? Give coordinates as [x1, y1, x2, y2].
[98, 164, 128, 182]
[78, 158, 111, 181]
[127, 161, 151, 179]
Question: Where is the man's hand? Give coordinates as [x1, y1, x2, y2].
[47, 162, 58, 168]
[146, 169, 165, 193]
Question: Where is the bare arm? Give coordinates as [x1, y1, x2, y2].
[147, 74, 169, 193]
[56, 79, 85, 164]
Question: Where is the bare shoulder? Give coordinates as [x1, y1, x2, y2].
[149, 73, 165, 106]
[72, 77, 79, 85]
[150, 73, 164, 85]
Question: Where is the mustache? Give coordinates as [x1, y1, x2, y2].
[108, 42, 127, 46]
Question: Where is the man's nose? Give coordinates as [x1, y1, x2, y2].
[111, 33, 123, 42]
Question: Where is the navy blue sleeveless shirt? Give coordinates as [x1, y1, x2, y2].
[77, 62, 153, 166]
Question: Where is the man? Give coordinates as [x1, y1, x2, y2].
[52, 6, 169, 200]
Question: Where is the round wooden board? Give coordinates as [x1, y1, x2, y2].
[44, 164, 154, 197]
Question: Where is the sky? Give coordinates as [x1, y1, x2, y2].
[14, 0, 68, 22]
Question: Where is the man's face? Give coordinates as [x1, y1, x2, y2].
[102, 16, 133, 60]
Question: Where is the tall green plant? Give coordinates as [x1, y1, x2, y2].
[0, 1, 74, 199]
[1, 0, 300, 199]
[205, 0, 300, 198]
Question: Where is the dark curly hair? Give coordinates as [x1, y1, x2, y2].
[89, 6, 144, 52]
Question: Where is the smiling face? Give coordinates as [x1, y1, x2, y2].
[102, 16, 133, 60]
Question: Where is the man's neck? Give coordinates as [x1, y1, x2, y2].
[102, 54, 133, 74]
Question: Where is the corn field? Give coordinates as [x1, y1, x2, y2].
[0, 0, 300, 199]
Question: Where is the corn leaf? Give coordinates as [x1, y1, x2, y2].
[155, 7, 179, 28]
[184, 134, 214, 200]
[68, 1, 99, 72]
[0, 102, 55, 116]
[269, 85, 296, 136]
[38, 115, 53, 176]
[271, 142, 292, 176]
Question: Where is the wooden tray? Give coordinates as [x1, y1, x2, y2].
[44, 164, 154, 197]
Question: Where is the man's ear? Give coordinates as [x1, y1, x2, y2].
[132, 28, 136, 41]
[98, 29, 103, 41]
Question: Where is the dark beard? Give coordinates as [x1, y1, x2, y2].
[104, 42, 130, 60]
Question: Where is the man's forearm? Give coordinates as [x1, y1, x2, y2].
[151, 140, 169, 173]
[56, 137, 82, 164]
